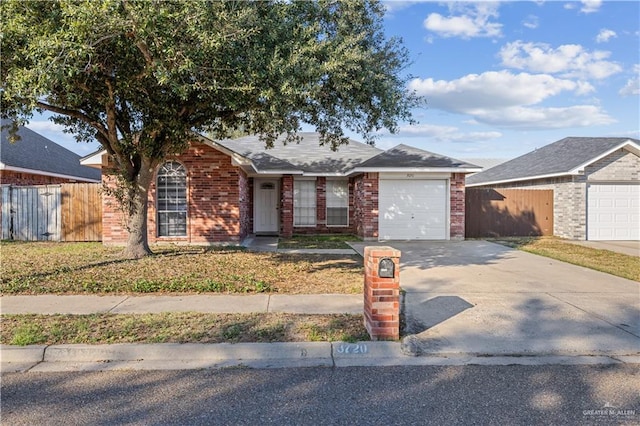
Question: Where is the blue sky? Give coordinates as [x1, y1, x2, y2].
[26, 0, 640, 161]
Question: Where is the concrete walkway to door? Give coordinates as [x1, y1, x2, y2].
[349, 240, 640, 359]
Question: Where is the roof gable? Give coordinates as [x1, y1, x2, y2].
[357, 144, 480, 170]
[1, 121, 101, 182]
[467, 137, 640, 186]
[214, 132, 382, 174]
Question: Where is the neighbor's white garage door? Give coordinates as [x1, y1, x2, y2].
[587, 183, 639, 240]
[378, 179, 447, 240]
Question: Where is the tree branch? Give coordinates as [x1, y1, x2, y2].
[36, 101, 110, 142]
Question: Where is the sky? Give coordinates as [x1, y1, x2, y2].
[25, 0, 640, 162]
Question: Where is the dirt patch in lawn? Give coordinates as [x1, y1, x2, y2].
[1, 313, 369, 345]
[0, 242, 363, 295]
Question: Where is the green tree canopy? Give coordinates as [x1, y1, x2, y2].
[1, 0, 417, 257]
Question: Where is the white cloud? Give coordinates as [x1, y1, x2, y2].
[382, 123, 502, 143]
[498, 41, 622, 80]
[595, 29, 617, 43]
[580, 0, 602, 14]
[24, 120, 67, 134]
[423, 2, 502, 39]
[470, 105, 615, 129]
[408, 71, 613, 129]
[25, 120, 99, 155]
[382, 1, 421, 15]
[409, 71, 592, 112]
[523, 15, 539, 29]
[619, 65, 640, 96]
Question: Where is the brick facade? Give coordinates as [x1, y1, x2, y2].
[0, 170, 88, 185]
[101, 141, 249, 245]
[475, 148, 639, 240]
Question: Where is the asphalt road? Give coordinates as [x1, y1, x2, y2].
[2, 365, 639, 425]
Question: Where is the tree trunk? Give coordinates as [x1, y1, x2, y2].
[122, 158, 156, 259]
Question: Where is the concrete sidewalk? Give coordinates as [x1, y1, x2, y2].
[0, 294, 362, 315]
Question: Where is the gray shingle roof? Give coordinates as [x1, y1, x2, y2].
[466, 137, 640, 186]
[1, 121, 101, 182]
[357, 144, 480, 169]
[215, 132, 383, 174]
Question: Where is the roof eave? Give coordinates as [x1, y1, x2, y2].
[0, 164, 101, 183]
[351, 167, 483, 174]
[253, 169, 305, 175]
[80, 150, 105, 166]
[466, 171, 575, 187]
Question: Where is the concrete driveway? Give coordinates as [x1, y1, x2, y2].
[351, 241, 640, 358]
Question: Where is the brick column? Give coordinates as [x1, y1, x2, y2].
[281, 175, 293, 238]
[363, 246, 401, 340]
[450, 173, 466, 240]
[316, 177, 326, 226]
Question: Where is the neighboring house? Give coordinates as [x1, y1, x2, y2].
[82, 132, 481, 245]
[1, 120, 101, 185]
[466, 137, 640, 241]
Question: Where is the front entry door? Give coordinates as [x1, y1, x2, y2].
[254, 179, 279, 234]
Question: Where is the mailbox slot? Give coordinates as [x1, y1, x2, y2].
[378, 258, 395, 278]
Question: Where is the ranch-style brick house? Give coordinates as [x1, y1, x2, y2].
[82, 133, 481, 245]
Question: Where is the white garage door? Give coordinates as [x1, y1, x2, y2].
[587, 183, 639, 240]
[379, 179, 447, 240]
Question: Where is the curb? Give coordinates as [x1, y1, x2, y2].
[2, 342, 638, 373]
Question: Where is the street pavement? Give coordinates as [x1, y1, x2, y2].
[3, 365, 639, 425]
[1, 240, 639, 372]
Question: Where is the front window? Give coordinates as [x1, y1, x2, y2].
[294, 179, 316, 226]
[326, 180, 348, 226]
[157, 161, 187, 237]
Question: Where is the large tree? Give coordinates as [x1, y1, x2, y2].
[1, 0, 417, 258]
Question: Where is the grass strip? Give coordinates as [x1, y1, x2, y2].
[491, 237, 639, 281]
[0, 313, 370, 346]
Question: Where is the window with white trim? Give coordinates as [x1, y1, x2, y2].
[157, 161, 187, 237]
[294, 179, 316, 226]
[326, 180, 348, 226]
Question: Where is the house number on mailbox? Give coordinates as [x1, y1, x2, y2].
[378, 258, 395, 278]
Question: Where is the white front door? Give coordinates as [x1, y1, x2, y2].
[254, 179, 279, 234]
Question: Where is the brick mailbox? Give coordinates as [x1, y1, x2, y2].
[363, 246, 401, 340]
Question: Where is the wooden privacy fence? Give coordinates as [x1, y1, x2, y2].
[1, 183, 102, 241]
[465, 188, 553, 238]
